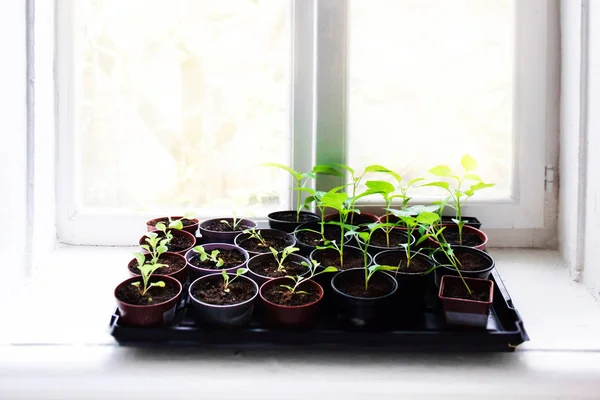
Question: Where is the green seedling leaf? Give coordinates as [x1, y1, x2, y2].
[155, 222, 167, 232]
[216, 258, 224, 267]
[463, 173, 482, 182]
[131, 281, 141, 287]
[261, 163, 303, 181]
[416, 211, 440, 225]
[461, 154, 478, 172]
[365, 180, 396, 195]
[429, 165, 452, 177]
[168, 220, 184, 230]
[321, 266, 338, 273]
[134, 253, 146, 268]
[279, 285, 295, 292]
[407, 177, 425, 187]
[312, 164, 343, 176]
[157, 245, 168, 255]
[421, 181, 450, 191]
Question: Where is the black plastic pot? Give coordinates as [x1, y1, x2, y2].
[431, 246, 495, 287]
[356, 227, 416, 257]
[188, 274, 259, 328]
[267, 210, 320, 233]
[438, 275, 494, 328]
[199, 217, 257, 244]
[247, 252, 310, 286]
[330, 268, 398, 327]
[234, 228, 295, 257]
[441, 215, 482, 229]
[293, 221, 351, 257]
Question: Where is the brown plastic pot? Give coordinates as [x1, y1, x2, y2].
[146, 216, 200, 235]
[438, 275, 494, 328]
[259, 277, 324, 327]
[127, 252, 188, 284]
[138, 229, 196, 256]
[114, 275, 182, 326]
[234, 228, 296, 257]
[427, 224, 488, 251]
[267, 210, 320, 233]
[185, 243, 250, 282]
[199, 217, 257, 244]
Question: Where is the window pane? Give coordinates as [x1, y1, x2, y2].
[348, 0, 513, 197]
[74, 0, 291, 214]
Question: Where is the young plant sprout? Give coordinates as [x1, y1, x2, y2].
[194, 246, 224, 268]
[131, 232, 169, 302]
[270, 245, 300, 273]
[422, 154, 495, 244]
[242, 228, 268, 248]
[429, 224, 472, 295]
[154, 222, 174, 247]
[280, 260, 338, 295]
[262, 163, 341, 222]
[220, 212, 245, 231]
[221, 268, 248, 293]
[166, 211, 196, 230]
[138, 231, 170, 265]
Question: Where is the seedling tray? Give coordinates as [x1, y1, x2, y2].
[109, 268, 529, 352]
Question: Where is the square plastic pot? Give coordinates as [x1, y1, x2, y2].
[438, 275, 494, 328]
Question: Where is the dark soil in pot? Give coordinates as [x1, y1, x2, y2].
[270, 211, 320, 223]
[203, 220, 254, 232]
[295, 223, 342, 247]
[115, 277, 180, 306]
[440, 228, 483, 247]
[188, 249, 246, 270]
[239, 237, 288, 254]
[334, 271, 394, 298]
[249, 256, 308, 279]
[432, 245, 495, 286]
[147, 217, 198, 231]
[128, 253, 186, 276]
[259, 277, 324, 327]
[368, 228, 411, 248]
[375, 251, 430, 273]
[190, 275, 256, 305]
[443, 281, 490, 302]
[261, 281, 320, 306]
[325, 211, 379, 226]
[310, 246, 368, 270]
[152, 230, 195, 253]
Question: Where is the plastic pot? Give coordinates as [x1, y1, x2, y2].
[431, 245, 495, 287]
[427, 224, 488, 251]
[188, 273, 259, 328]
[267, 210, 320, 233]
[331, 268, 398, 327]
[185, 243, 250, 282]
[324, 211, 379, 226]
[293, 221, 351, 257]
[234, 228, 296, 257]
[440, 215, 482, 229]
[309, 245, 372, 271]
[247, 252, 310, 286]
[114, 275, 182, 326]
[259, 277, 324, 327]
[146, 216, 199, 235]
[438, 275, 494, 328]
[356, 227, 416, 257]
[138, 229, 196, 256]
[199, 217, 257, 244]
[127, 252, 188, 284]
[373, 249, 434, 311]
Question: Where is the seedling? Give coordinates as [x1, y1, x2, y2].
[280, 259, 338, 295]
[262, 163, 341, 222]
[221, 268, 248, 293]
[220, 212, 245, 231]
[138, 231, 170, 265]
[422, 154, 495, 244]
[131, 232, 169, 302]
[194, 245, 224, 268]
[154, 222, 174, 247]
[270, 245, 299, 273]
[242, 228, 268, 248]
[165, 212, 196, 230]
[429, 224, 472, 295]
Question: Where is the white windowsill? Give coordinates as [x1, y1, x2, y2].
[2, 246, 600, 398]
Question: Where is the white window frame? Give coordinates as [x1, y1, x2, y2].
[55, 0, 559, 246]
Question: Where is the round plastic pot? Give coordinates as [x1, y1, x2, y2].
[356, 227, 416, 257]
[431, 245, 495, 287]
[259, 277, 324, 327]
[138, 229, 196, 256]
[185, 243, 250, 282]
[438, 275, 494, 328]
[114, 275, 182, 326]
[234, 228, 296, 257]
[293, 221, 351, 257]
[188, 274, 259, 328]
[146, 216, 199, 235]
[247, 252, 310, 286]
[440, 215, 482, 229]
[127, 252, 188, 284]
[199, 217, 257, 244]
[373, 250, 434, 311]
[267, 210, 320, 233]
[309, 245, 372, 271]
[427, 224, 488, 251]
[330, 268, 398, 327]
[324, 211, 379, 226]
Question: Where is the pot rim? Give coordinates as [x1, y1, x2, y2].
[114, 274, 182, 309]
[199, 217, 257, 233]
[234, 228, 295, 250]
[146, 215, 199, 227]
[188, 273, 259, 309]
[267, 210, 320, 221]
[185, 243, 249, 273]
[128, 251, 187, 276]
[438, 275, 494, 304]
[138, 229, 196, 250]
[309, 245, 373, 267]
[431, 245, 495, 274]
[355, 226, 416, 249]
[247, 252, 310, 280]
[373, 249, 434, 276]
[428, 224, 488, 247]
[259, 277, 324, 309]
[331, 268, 398, 300]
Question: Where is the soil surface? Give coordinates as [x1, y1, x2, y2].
[440, 227, 483, 247]
[271, 211, 319, 223]
[375, 252, 431, 273]
[153, 231, 194, 253]
[262, 281, 320, 306]
[312, 248, 365, 270]
[443, 281, 490, 302]
[344, 212, 378, 226]
[250, 256, 308, 278]
[439, 249, 492, 272]
[239, 237, 289, 254]
[335, 272, 393, 298]
[189, 249, 246, 270]
[115, 278, 179, 305]
[191, 275, 256, 305]
[368, 228, 409, 248]
[295, 224, 343, 247]
[148, 217, 197, 227]
[203, 220, 252, 232]
[128, 253, 186, 275]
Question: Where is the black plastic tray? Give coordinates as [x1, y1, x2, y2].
[109, 267, 528, 352]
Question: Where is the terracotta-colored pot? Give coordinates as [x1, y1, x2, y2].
[247, 252, 310, 286]
[438, 275, 494, 328]
[127, 252, 188, 284]
[114, 275, 182, 326]
[199, 218, 257, 244]
[427, 224, 488, 251]
[431, 245, 495, 287]
[138, 229, 196, 256]
[259, 277, 324, 327]
[267, 210, 320, 233]
[146, 216, 200, 235]
[234, 228, 296, 257]
[185, 243, 249, 282]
